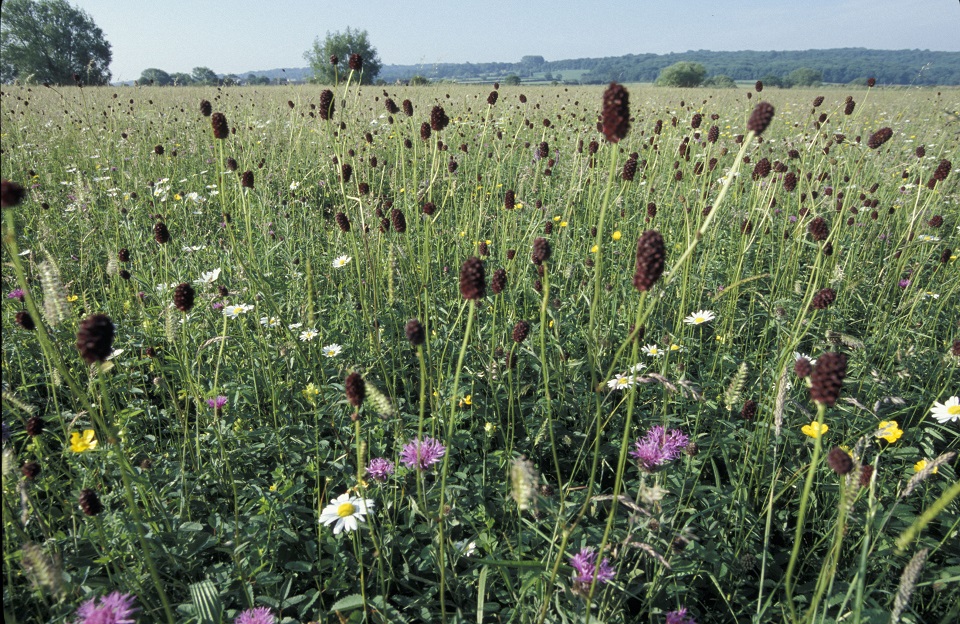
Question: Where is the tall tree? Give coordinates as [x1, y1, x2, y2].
[655, 62, 706, 88]
[138, 68, 171, 86]
[191, 66, 219, 86]
[0, 0, 112, 85]
[304, 27, 382, 85]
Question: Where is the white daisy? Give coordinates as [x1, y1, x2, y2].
[916, 234, 940, 243]
[794, 351, 817, 366]
[195, 268, 221, 286]
[930, 396, 959, 424]
[607, 374, 636, 390]
[260, 316, 281, 328]
[319, 493, 374, 535]
[684, 309, 716, 325]
[288, 323, 303, 330]
[322, 343, 343, 358]
[628, 362, 646, 374]
[642, 344, 662, 357]
[299, 329, 319, 342]
[332, 255, 351, 269]
[223, 303, 253, 318]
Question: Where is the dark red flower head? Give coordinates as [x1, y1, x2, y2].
[747, 102, 775, 135]
[601, 82, 630, 143]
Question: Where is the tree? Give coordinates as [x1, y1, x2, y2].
[408, 74, 431, 86]
[786, 67, 822, 87]
[1, 0, 112, 84]
[655, 62, 706, 87]
[169, 72, 194, 86]
[304, 27, 382, 85]
[702, 74, 737, 88]
[139, 68, 171, 86]
[503, 74, 521, 86]
[192, 66, 219, 85]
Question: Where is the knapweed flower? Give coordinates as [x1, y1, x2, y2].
[665, 608, 697, 624]
[642, 344, 662, 357]
[876, 420, 903, 443]
[569, 547, 616, 585]
[801, 421, 829, 439]
[206, 396, 228, 410]
[913, 459, 938, 474]
[930, 396, 959, 424]
[299, 329, 319, 342]
[223, 303, 254, 318]
[322, 343, 342, 358]
[630, 425, 689, 472]
[332, 255, 351, 269]
[319, 492, 374, 535]
[684, 310, 715, 325]
[607, 374, 636, 390]
[366, 458, 395, 482]
[74, 591, 138, 624]
[400, 437, 446, 470]
[70, 430, 98, 453]
[234, 606, 275, 624]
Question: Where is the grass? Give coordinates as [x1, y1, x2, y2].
[1, 81, 958, 624]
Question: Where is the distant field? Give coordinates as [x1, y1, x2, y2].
[1, 82, 957, 624]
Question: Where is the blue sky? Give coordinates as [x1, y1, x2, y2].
[70, 0, 960, 81]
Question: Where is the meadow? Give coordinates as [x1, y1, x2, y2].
[1, 79, 958, 623]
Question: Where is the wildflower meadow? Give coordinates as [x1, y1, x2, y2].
[1, 78, 958, 623]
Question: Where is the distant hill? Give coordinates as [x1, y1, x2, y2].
[237, 48, 960, 86]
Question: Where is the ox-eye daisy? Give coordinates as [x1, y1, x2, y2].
[930, 396, 959, 424]
[319, 493, 374, 535]
[333, 255, 351, 269]
[684, 309, 715, 325]
[322, 344, 342, 358]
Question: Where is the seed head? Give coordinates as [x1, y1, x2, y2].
[173, 283, 195, 313]
[118, 248, 130, 263]
[384, 98, 399, 114]
[504, 189, 515, 210]
[810, 352, 847, 406]
[402, 99, 413, 117]
[633, 230, 666, 292]
[329, 54, 338, 66]
[808, 216, 829, 242]
[1, 180, 26, 208]
[932, 159, 952, 182]
[348, 54, 362, 71]
[318, 90, 335, 120]
[459, 257, 486, 300]
[811, 288, 836, 310]
[391, 208, 406, 233]
[747, 102, 775, 135]
[15, 310, 36, 330]
[867, 127, 893, 150]
[422, 202, 436, 216]
[405, 319, 425, 346]
[345, 372, 365, 408]
[794, 357, 813, 378]
[813, 95, 825, 107]
[867, 77, 876, 87]
[78, 488, 103, 516]
[153, 221, 170, 244]
[76, 314, 114, 364]
[512, 320, 531, 344]
[491, 267, 507, 294]
[21, 461, 41, 480]
[420, 122, 431, 141]
[26, 416, 44, 436]
[531, 237, 551, 265]
[755, 80, 763, 92]
[741, 399, 758, 420]
[430, 105, 449, 132]
[199, 99, 212, 116]
[601, 82, 630, 143]
[622, 157, 638, 181]
[844, 99, 856, 115]
[211, 112, 229, 139]
[707, 125, 719, 143]
[827, 447, 854, 475]
[928, 215, 943, 228]
[487, 91, 499, 106]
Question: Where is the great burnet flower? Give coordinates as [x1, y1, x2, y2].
[683, 310, 715, 325]
[569, 547, 616, 585]
[319, 492, 374, 535]
[70, 430, 98, 453]
[74, 591, 139, 624]
[630, 426, 688, 472]
[400, 437, 446, 470]
[929, 395, 959, 424]
[876, 420, 903, 443]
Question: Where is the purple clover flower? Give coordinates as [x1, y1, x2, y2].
[366, 458, 395, 482]
[400, 437, 446, 470]
[234, 606, 275, 624]
[8, 288, 25, 301]
[630, 425, 689, 472]
[665, 607, 697, 624]
[206, 396, 228, 410]
[74, 591, 139, 624]
[898, 279, 910, 289]
[569, 547, 616, 586]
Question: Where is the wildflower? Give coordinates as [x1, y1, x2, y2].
[633, 230, 666, 292]
[7, 288, 25, 301]
[405, 319, 426, 346]
[288, 323, 302, 330]
[206, 396, 228, 410]
[366, 458, 395, 482]
[234, 606, 275, 624]
[683, 310, 715, 325]
[454, 539, 477, 557]
[913, 459, 938, 474]
[195, 268, 221, 286]
[801, 421, 829, 439]
[332, 255, 351, 269]
[601, 82, 630, 143]
[322, 343, 342, 358]
[460, 394, 473, 406]
[642, 344, 662, 357]
[260, 316, 281, 328]
[930, 396, 959, 424]
[302, 383, 319, 405]
[484, 422, 496, 435]
[630, 425, 689, 471]
[747, 101, 775, 135]
[74, 591, 138, 624]
[66, 294, 79, 303]
[223, 303, 253, 318]
[569, 547, 616, 585]
[612, 230, 622, 241]
[877, 421, 904, 443]
[665, 608, 698, 624]
[607, 374, 636, 390]
[173, 283, 195, 313]
[591, 244, 599, 253]
[319, 492, 374, 535]
[794, 352, 817, 366]
[400, 437, 446, 470]
[460, 257, 486, 300]
[628, 362, 646, 374]
[809, 352, 847, 407]
[827, 447, 854, 475]
[299, 329, 319, 342]
[76, 314, 114, 364]
[344, 372, 365, 408]
[70, 429, 98, 453]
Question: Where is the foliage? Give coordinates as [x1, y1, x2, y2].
[408, 74, 430, 86]
[655, 61, 706, 87]
[0, 0, 112, 85]
[503, 73, 521, 85]
[701, 74, 736, 88]
[787, 67, 823, 87]
[138, 68, 172, 86]
[191, 66, 219, 86]
[303, 26, 383, 85]
[1, 83, 958, 624]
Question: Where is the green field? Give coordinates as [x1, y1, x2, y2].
[1, 82, 957, 623]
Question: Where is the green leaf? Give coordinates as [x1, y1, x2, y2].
[330, 593, 366, 613]
[189, 579, 222, 624]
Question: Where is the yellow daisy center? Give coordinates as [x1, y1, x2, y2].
[337, 503, 356, 517]
[948, 405, 960, 415]
[695, 316, 705, 323]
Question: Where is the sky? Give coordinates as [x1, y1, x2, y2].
[67, 0, 960, 82]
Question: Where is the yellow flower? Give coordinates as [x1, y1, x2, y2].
[70, 429, 98, 452]
[553, 215, 561, 222]
[66, 295, 79, 302]
[913, 459, 937, 474]
[560, 221, 568, 227]
[612, 230, 622, 241]
[515, 202, 524, 209]
[459, 394, 472, 408]
[269, 483, 278, 492]
[459, 231, 466, 237]
[302, 383, 319, 405]
[484, 422, 497, 435]
[801, 422, 828, 439]
[590, 244, 599, 253]
[876, 420, 903, 443]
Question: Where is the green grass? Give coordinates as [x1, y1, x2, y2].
[2, 82, 958, 623]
